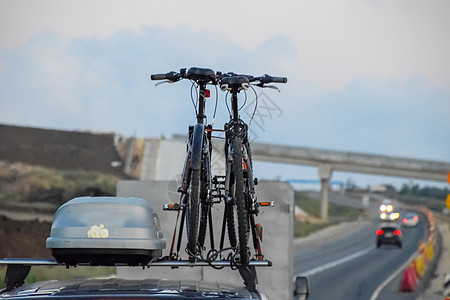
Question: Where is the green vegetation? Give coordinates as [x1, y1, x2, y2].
[399, 183, 448, 198]
[368, 182, 449, 212]
[0, 266, 116, 289]
[0, 161, 120, 288]
[294, 191, 363, 219]
[0, 161, 118, 209]
[293, 191, 365, 238]
[294, 191, 321, 218]
[294, 221, 332, 238]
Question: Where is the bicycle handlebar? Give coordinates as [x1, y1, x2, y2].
[218, 72, 287, 85]
[151, 68, 287, 86]
[151, 67, 217, 84]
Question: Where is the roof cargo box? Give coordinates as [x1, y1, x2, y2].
[46, 196, 166, 266]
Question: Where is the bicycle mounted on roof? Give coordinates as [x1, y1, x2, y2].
[218, 72, 287, 264]
[151, 68, 287, 266]
[151, 67, 218, 262]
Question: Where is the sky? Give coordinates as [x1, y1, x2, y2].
[1, 0, 449, 189]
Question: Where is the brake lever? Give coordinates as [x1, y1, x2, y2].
[265, 85, 281, 92]
[155, 80, 173, 86]
[251, 84, 281, 92]
[155, 77, 183, 86]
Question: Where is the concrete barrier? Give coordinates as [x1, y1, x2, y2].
[399, 206, 437, 293]
[400, 262, 418, 292]
[116, 180, 294, 300]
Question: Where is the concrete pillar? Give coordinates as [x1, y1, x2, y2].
[318, 164, 333, 222]
[320, 179, 329, 222]
[123, 137, 136, 176]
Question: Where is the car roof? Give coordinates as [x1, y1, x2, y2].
[378, 222, 401, 229]
[404, 212, 418, 217]
[0, 278, 264, 299]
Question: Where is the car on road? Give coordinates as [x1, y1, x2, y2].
[379, 199, 394, 213]
[402, 212, 419, 227]
[379, 211, 400, 222]
[376, 223, 402, 248]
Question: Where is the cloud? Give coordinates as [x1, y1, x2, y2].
[267, 74, 450, 161]
[0, 27, 296, 135]
[2, 0, 450, 90]
[0, 25, 448, 165]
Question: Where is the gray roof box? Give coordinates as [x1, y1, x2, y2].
[46, 196, 166, 266]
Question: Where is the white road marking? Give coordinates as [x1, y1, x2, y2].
[369, 249, 420, 300]
[294, 246, 375, 278]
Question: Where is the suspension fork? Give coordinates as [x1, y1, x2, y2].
[179, 129, 193, 192]
[203, 134, 212, 194]
[202, 134, 215, 250]
[220, 135, 232, 252]
[242, 144, 255, 195]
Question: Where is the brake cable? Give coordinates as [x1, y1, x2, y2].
[212, 85, 219, 127]
[190, 80, 198, 115]
[248, 86, 259, 127]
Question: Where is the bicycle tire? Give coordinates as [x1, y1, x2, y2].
[226, 199, 237, 248]
[225, 139, 237, 249]
[186, 167, 201, 257]
[197, 170, 209, 249]
[231, 137, 250, 264]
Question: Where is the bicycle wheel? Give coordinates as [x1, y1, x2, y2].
[186, 167, 201, 257]
[230, 137, 250, 264]
[197, 169, 209, 249]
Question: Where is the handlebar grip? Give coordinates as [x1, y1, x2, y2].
[151, 73, 169, 80]
[151, 72, 177, 80]
[272, 77, 287, 83]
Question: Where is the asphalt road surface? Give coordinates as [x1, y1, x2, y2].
[294, 213, 426, 300]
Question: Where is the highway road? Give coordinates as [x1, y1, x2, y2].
[294, 195, 427, 300]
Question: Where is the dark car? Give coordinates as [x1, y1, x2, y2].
[376, 223, 402, 248]
[0, 278, 267, 300]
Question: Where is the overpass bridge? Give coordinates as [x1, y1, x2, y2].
[251, 142, 449, 182]
[250, 142, 450, 220]
[127, 137, 450, 221]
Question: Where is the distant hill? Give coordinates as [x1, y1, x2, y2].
[0, 124, 126, 176]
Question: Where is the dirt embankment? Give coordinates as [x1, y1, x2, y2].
[0, 216, 52, 259]
[0, 124, 126, 176]
[0, 123, 128, 259]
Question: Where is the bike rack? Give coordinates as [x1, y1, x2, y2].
[0, 258, 271, 292]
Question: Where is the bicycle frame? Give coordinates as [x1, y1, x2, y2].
[151, 68, 287, 265]
[152, 68, 285, 288]
[219, 89, 261, 264]
[172, 78, 216, 259]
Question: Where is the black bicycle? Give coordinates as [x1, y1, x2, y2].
[218, 73, 287, 264]
[151, 67, 218, 260]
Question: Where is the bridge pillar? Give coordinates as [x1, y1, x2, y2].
[318, 164, 333, 222]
